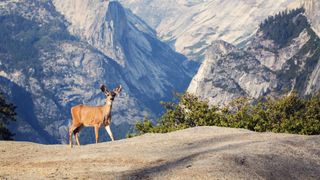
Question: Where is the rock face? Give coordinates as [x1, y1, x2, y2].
[1, 126, 319, 179]
[0, 0, 192, 144]
[188, 41, 276, 106]
[120, 0, 301, 61]
[303, 0, 320, 36]
[188, 8, 320, 106]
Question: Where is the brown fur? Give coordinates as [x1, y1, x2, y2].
[69, 85, 122, 147]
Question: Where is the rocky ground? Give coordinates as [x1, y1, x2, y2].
[0, 126, 319, 179]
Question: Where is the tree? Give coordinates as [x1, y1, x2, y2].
[0, 92, 16, 140]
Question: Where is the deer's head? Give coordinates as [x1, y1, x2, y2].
[100, 84, 122, 102]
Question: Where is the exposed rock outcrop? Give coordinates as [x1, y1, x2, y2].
[0, 127, 319, 179]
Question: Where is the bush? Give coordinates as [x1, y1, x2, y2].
[131, 92, 320, 136]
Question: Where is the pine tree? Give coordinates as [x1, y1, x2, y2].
[0, 92, 16, 140]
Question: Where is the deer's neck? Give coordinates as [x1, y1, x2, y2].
[103, 100, 113, 115]
[106, 100, 113, 106]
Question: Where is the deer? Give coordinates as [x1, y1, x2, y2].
[69, 84, 122, 148]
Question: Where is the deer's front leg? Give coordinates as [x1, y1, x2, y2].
[105, 117, 114, 141]
[94, 126, 99, 144]
[105, 125, 114, 141]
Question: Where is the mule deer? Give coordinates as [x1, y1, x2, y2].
[69, 84, 122, 147]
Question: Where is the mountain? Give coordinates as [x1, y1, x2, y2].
[1, 126, 320, 179]
[0, 0, 192, 144]
[120, 0, 302, 61]
[188, 8, 320, 106]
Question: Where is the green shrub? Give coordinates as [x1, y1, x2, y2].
[131, 92, 320, 136]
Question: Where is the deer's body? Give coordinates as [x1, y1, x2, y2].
[69, 85, 122, 148]
[71, 104, 111, 127]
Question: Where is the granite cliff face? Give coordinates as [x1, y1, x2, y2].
[120, 0, 302, 61]
[188, 9, 320, 105]
[187, 41, 276, 106]
[0, 0, 192, 143]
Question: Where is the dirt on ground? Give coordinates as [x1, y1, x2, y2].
[0, 126, 320, 179]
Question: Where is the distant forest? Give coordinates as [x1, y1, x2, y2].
[259, 7, 309, 47]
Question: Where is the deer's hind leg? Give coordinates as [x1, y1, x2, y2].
[74, 125, 83, 146]
[70, 107, 81, 148]
[69, 124, 82, 148]
[69, 124, 77, 148]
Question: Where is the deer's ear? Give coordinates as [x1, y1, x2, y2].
[100, 85, 108, 93]
[115, 85, 123, 94]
